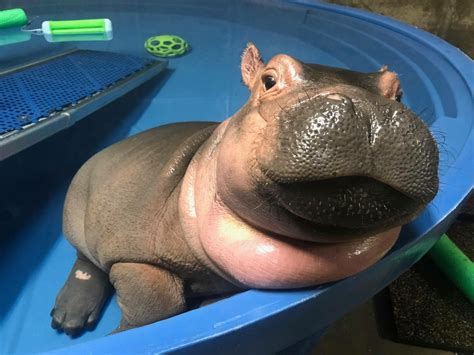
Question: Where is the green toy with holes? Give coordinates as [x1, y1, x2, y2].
[145, 35, 189, 57]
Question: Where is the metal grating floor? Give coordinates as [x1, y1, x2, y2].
[0, 50, 167, 160]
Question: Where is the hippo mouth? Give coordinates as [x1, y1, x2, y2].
[273, 176, 420, 236]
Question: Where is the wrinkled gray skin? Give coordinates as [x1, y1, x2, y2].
[51, 43, 439, 336]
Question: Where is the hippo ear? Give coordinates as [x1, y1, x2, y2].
[378, 66, 402, 101]
[241, 43, 265, 89]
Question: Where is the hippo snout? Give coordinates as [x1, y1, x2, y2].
[255, 90, 439, 236]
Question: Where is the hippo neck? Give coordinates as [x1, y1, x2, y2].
[178, 118, 399, 288]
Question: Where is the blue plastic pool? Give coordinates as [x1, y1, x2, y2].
[0, 0, 472, 353]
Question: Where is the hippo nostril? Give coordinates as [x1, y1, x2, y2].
[314, 92, 351, 103]
[316, 93, 355, 112]
[324, 93, 345, 101]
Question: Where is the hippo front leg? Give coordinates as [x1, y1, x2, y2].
[51, 253, 112, 336]
[109, 263, 186, 332]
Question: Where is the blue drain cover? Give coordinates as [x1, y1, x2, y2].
[0, 49, 167, 160]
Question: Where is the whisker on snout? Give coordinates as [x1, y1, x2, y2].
[277, 101, 290, 114]
[303, 88, 312, 101]
[427, 201, 441, 216]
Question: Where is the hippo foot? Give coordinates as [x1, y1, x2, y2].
[51, 254, 112, 337]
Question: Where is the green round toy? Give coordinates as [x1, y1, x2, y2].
[145, 35, 189, 57]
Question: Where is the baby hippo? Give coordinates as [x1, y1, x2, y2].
[51, 43, 439, 335]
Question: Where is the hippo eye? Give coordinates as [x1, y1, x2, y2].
[262, 75, 277, 90]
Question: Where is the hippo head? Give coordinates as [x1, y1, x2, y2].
[183, 43, 439, 288]
[214, 43, 439, 243]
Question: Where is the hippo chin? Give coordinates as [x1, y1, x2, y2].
[51, 43, 439, 335]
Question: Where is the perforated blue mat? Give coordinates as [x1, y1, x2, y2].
[0, 50, 166, 160]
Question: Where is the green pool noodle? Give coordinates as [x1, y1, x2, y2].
[428, 234, 474, 303]
[0, 8, 28, 29]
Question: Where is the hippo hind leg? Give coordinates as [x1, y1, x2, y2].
[109, 263, 186, 332]
[51, 252, 112, 336]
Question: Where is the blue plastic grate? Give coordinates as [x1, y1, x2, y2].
[0, 50, 155, 136]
